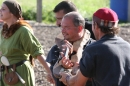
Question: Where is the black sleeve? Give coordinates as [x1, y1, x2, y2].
[80, 47, 96, 78]
[85, 21, 95, 40]
[46, 45, 59, 66]
[83, 38, 96, 49]
[46, 45, 66, 86]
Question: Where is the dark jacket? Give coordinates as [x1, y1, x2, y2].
[80, 34, 130, 86]
[85, 21, 95, 40]
[46, 39, 95, 86]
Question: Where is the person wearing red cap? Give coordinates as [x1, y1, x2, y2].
[59, 7, 130, 86]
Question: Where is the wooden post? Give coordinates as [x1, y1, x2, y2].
[128, 0, 130, 22]
[36, 0, 42, 23]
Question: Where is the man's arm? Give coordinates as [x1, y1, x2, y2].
[59, 70, 88, 86]
[74, 70, 88, 86]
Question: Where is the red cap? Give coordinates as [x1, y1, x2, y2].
[93, 8, 118, 22]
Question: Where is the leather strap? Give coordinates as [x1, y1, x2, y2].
[1, 60, 26, 72]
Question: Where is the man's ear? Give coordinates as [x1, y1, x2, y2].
[78, 26, 83, 32]
[94, 22, 98, 29]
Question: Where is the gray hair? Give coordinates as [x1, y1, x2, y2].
[63, 12, 85, 27]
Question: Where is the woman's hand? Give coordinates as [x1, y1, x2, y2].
[37, 55, 55, 84]
[46, 73, 55, 84]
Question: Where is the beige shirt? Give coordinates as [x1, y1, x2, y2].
[56, 29, 90, 63]
[53, 29, 91, 76]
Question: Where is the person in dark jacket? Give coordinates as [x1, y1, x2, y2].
[46, 1, 95, 86]
[46, 9, 94, 86]
[59, 7, 130, 86]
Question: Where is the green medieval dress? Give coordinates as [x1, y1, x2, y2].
[0, 25, 44, 86]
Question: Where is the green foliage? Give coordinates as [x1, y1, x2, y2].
[42, 10, 55, 23]
[41, 4, 56, 23]
[22, 9, 36, 20]
[0, 0, 109, 23]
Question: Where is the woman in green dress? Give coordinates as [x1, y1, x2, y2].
[0, 0, 54, 86]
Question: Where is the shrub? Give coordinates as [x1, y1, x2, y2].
[42, 10, 55, 23]
[22, 9, 36, 20]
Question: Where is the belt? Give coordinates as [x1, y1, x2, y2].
[0, 60, 27, 72]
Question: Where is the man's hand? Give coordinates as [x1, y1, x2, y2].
[59, 57, 74, 69]
[71, 62, 79, 75]
[59, 40, 74, 69]
[60, 40, 73, 56]
[59, 70, 88, 86]
[59, 72, 70, 85]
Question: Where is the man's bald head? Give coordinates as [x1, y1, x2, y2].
[63, 12, 85, 28]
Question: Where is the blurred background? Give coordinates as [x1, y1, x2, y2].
[0, 0, 130, 23]
[0, 0, 110, 23]
[0, 0, 130, 86]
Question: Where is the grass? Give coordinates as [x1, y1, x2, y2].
[42, 0, 110, 18]
[0, 0, 109, 23]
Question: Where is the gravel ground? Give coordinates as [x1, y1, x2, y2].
[0, 21, 130, 86]
[118, 24, 130, 43]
